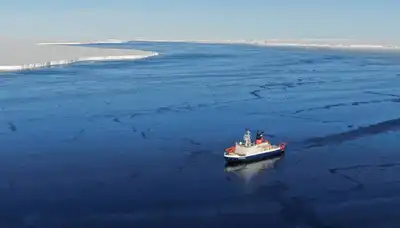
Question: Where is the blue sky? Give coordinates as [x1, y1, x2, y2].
[2, 0, 399, 43]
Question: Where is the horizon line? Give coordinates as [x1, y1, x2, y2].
[36, 38, 400, 51]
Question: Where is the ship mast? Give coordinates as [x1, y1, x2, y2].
[243, 129, 251, 147]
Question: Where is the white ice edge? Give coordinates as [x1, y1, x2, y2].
[130, 39, 400, 51]
[249, 42, 400, 50]
[37, 38, 400, 51]
[0, 52, 158, 72]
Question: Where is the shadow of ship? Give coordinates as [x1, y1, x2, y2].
[224, 155, 284, 183]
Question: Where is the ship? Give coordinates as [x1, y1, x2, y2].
[224, 129, 287, 163]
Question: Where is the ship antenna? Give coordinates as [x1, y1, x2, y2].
[244, 128, 251, 147]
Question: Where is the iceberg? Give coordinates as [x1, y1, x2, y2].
[0, 53, 158, 72]
[0, 37, 158, 72]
